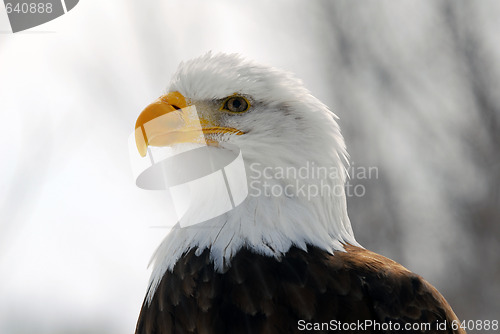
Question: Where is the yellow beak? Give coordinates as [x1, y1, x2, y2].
[135, 92, 244, 157]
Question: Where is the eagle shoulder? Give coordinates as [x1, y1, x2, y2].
[336, 244, 465, 334]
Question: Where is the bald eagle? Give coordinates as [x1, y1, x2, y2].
[132, 53, 465, 334]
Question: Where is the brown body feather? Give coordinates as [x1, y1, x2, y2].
[136, 244, 464, 334]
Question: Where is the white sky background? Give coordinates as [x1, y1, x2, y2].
[0, 1, 499, 333]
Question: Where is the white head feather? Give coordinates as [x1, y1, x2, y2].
[146, 53, 359, 300]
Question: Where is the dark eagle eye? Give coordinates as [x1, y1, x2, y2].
[223, 96, 249, 113]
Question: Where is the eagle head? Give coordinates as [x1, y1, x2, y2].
[133, 53, 358, 295]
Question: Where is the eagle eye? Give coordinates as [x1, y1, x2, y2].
[222, 96, 249, 113]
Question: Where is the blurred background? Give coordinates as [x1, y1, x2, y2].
[0, 0, 499, 333]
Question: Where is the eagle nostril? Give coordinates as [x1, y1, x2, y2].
[171, 105, 181, 110]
